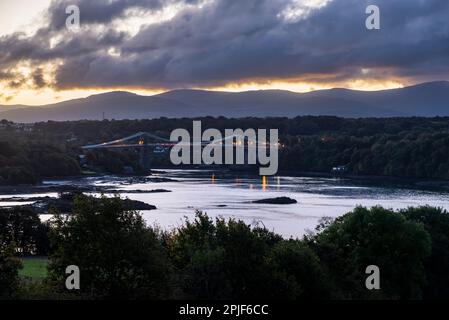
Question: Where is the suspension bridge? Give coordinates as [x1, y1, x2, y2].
[81, 132, 278, 171]
[82, 132, 175, 171]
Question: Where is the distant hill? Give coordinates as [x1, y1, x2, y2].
[1, 81, 448, 122]
[0, 104, 27, 114]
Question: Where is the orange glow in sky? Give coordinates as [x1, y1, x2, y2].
[0, 78, 408, 106]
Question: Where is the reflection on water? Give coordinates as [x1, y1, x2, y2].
[3, 170, 449, 238]
[262, 176, 267, 191]
[104, 170, 449, 237]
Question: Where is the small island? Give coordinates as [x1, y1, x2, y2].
[252, 197, 297, 205]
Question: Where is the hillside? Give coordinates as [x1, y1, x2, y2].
[1, 81, 448, 122]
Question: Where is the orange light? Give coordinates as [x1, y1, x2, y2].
[262, 176, 267, 191]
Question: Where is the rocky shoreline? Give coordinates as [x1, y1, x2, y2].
[0, 175, 175, 195]
[0, 192, 158, 214]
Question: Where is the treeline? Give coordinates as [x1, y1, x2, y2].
[33, 116, 449, 179]
[1, 196, 449, 300]
[279, 132, 449, 178]
[5, 116, 449, 181]
[84, 149, 144, 174]
[32, 116, 449, 139]
[0, 126, 80, 185]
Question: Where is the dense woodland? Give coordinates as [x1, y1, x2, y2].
[3, 116, 449, 184]
[0, 195, 448, 300]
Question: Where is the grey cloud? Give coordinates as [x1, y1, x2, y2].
[1, 0, 449, 91]
[0, 70, 15, 80]
[47, 0, 203, 29]
[0, 28, 126, 67]
[54, 0, 449, 89]
[32, 68, 47, 89]
[48, 0, 165, 29]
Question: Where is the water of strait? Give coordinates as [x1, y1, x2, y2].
[2, 169, 449, 238]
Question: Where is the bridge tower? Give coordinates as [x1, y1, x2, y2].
[139, 137, 151, 172]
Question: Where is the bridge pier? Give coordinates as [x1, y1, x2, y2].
[139, 144, 151, 172]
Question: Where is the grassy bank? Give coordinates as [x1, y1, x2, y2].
[19, 257, 48, 280]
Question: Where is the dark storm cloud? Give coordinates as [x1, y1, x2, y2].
[48, 0, 163, 29]
[0, 28, 125, 68]
[1, 0, 448, 90]
[54, 0, 449, 89]
[47, 0, 202, 29]
[31, 68, 47, 88]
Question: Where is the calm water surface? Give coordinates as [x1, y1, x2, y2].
[4, 169, 449, 238]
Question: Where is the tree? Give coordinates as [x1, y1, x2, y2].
[263, 240, 331, 299]
[0, 207, 47, 255]
[312, 206, 431, 299]
[0, 242, 22, 299]
[168, 212, 287, 299]
[402, 206, 449, 299]
[48, 195, 171, 299]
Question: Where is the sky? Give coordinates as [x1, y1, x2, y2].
[0, 0, 448, 105]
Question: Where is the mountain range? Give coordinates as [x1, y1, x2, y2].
[1, 81, 448, 122]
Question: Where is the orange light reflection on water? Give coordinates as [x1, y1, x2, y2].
[262, 176, 267, 191]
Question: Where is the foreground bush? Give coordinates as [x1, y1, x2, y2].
[0, 207, 49, 255]
[264, 240, 331, 299]
[48, 195, 171, 299]
[402, 206, 449, 299]
[2, 199, 448, 300]
[167, 213, 278, 299]
[0, 243, 21, 299]
[311, 206, 431, 299]
[167, 212, 330, 299]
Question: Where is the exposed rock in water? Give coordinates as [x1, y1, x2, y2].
[252, 197, 297, 205]
[3, 192, 157, 214]
[119, 199, 157, 211]
[0, 182, 173, 196]
[108, 189, 171, 194]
